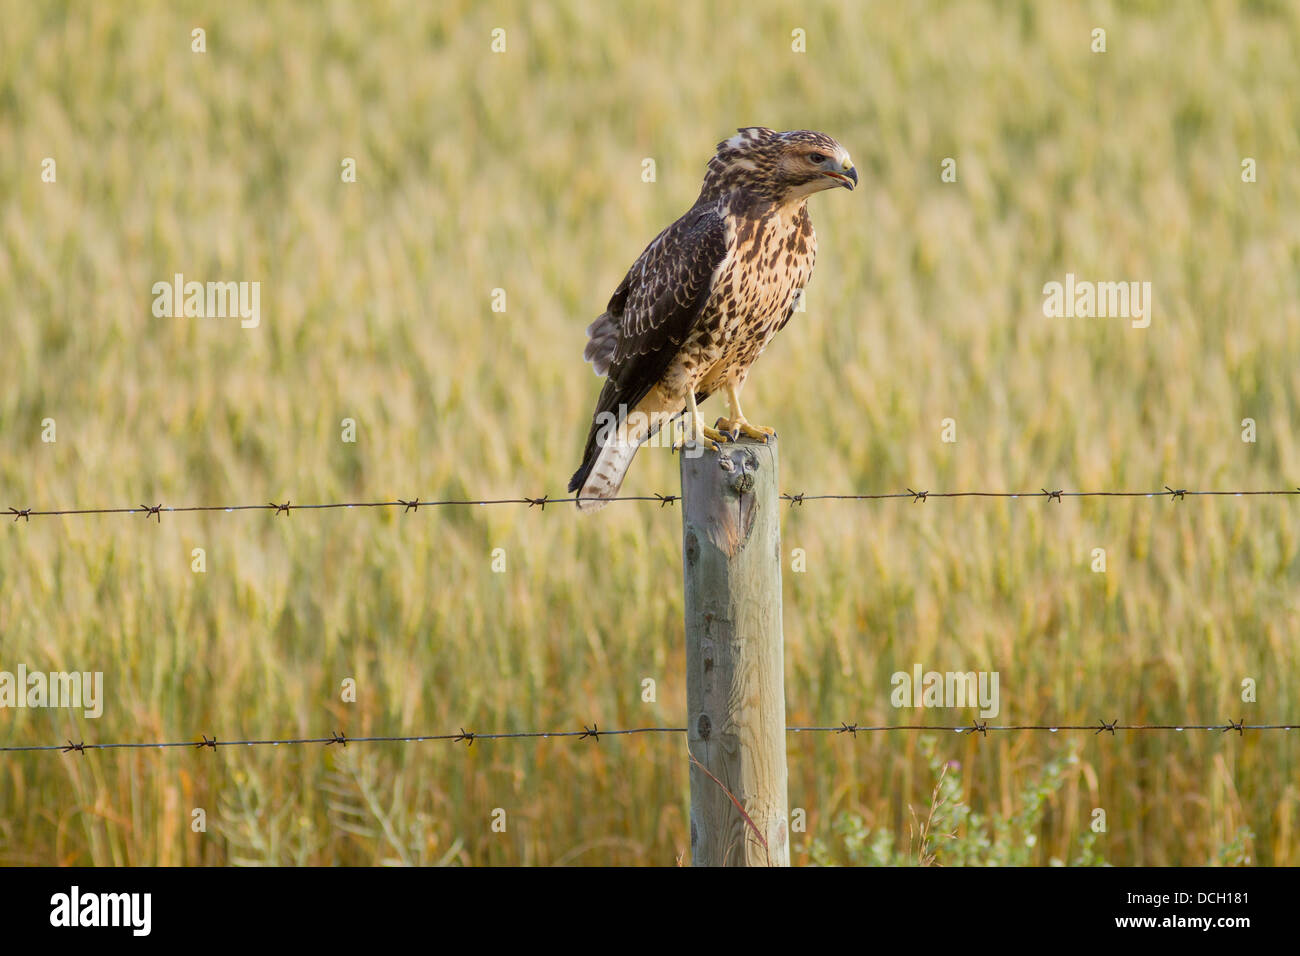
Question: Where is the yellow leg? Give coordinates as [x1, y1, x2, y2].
[674, 390, 729, 452]
[714, 383, 777, 441]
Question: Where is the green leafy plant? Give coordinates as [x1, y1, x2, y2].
[810, 737, 1256, 866]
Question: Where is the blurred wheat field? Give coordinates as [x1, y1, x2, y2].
[1, 0, 1298, 865]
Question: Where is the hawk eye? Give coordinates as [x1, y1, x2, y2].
[808, 152, 827, 164]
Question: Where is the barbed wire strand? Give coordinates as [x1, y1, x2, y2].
[6, 487, 1300, 522]
[4, 719, 1295, 754]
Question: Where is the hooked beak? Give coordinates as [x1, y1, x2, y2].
[823, 162, 858, 190]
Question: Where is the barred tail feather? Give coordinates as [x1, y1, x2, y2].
[573, 440, 641, 512]
[569, 381, 676, 512]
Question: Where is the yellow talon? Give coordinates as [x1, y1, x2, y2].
[675, 424, 726, 454]
[700, 423, 733, 445]
[674, 435, 723, 454]
[720, 383, 777, 442]
[715, 416, 776, 441]
[676, 391, 727, 454]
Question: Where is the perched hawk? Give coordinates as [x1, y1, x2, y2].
[569, 127, 856, 511]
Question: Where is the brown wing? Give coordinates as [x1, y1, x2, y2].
[609, 208, 728, 403]
[568, 207, 729, 493]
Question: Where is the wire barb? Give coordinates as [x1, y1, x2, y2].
[5, 486, 1300, 520]
[3, 720, 1296, 754]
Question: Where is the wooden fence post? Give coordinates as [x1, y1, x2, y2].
[681, 435, 789, 866]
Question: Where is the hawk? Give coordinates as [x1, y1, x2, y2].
[569, 127, 857, 511]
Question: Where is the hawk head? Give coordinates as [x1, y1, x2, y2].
[702, 127, 858, 203]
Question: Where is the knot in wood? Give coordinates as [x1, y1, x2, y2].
[697, 713, 712, 740]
